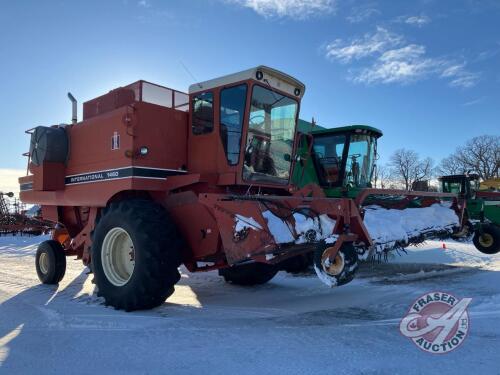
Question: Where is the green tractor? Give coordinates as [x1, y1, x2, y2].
[439, 174, 500, 254]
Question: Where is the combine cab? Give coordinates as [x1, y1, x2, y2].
[439, 174, 500, 254]
[293, 125, 464, 262]
[21, 66, 398, 310]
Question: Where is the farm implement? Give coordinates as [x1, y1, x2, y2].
[1, 191, 52, 235]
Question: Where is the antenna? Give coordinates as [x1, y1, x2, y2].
[179, 61, 202, 89]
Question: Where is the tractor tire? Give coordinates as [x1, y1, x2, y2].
[91, 199, 182, 311]
[35, 240, 66, 284]
[313, 241, 358, 287]
[219, 262, 278, 286]
[473, 224, 500, 255]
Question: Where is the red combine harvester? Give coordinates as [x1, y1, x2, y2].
[20, 66, 461, 311]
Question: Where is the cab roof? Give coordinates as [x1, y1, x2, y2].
[438, 174, 480, 181]
[311, 125, 383, 137]
[188, 65, 306, 98]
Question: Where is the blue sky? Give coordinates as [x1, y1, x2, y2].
[0, 0, 499, 176]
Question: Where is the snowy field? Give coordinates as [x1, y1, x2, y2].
[0, 235, 499, 374]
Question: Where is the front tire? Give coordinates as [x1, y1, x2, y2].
[91, 199, 182, 311]
[219, 262, 278, 286]
[35, 240, 66, 284]
[313, 241, 358, 287]
[473, 224, 500, 255]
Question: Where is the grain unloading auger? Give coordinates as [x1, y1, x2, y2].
[292, 125, 467, 272]
[20, 66, 396, 310]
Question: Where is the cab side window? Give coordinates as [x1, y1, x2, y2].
[220, 84, 247, 165]
[192, 92, 213, 135]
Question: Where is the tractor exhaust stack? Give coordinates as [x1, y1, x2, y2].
[67, 92, 77, 124]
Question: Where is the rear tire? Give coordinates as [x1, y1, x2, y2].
[219, 262, 278, 286]
[313, 241, 358, 287]
[473, 224, 500, 255]
[35, 240, 66, 284]
[91, 199, 182, 311]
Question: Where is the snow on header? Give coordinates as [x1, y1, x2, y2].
[364, 203, 460, 252]
[262, 210, 337, 245]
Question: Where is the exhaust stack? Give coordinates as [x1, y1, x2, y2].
[67, 92, 77, 124]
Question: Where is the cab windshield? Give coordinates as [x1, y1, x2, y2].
[243, 85, 298, 185]
[345, 134, 376, 188]
[441, 181, 463, 194]
[312, 132, 377, 188]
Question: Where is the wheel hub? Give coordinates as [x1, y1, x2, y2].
[101, 227, 135, 286]
[479, 233, 494, 248]
[39, 252, 49, 274]
[321, 247, 345, 276]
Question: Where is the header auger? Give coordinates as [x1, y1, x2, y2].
[20, 66, 385, 310]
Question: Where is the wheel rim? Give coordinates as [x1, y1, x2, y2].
[39, 252, 49, 274]
[321, 247, 345, 276]
[101, 227, 135, 286]
[479, 233, 494, 248]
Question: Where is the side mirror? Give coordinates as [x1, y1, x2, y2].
[284, 153, 291, 162]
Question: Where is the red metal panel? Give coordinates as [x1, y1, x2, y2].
[32, 162, 65, 191]
[210, 199, 276, 264]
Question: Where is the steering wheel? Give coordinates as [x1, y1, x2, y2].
[348, 154, 361, 186]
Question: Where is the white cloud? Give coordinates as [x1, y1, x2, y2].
[463, 97, 485, 106]
[346, 7, 380, 23]
[0, 169, 25, 196]
[440, 63, 480, 88]
[355, 44, 435, 84]
[325, 27, 403, 63]
[325, 27, 480, 88]
[229, 0, 335, 19]
[137, 0, 151, 8]
[404, 15, 431, 27]
[447, 72, 480, 88]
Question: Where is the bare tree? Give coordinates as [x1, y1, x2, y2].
[437, 155, 467, 176]
[389, 149, 417, 190]
[389, 149, 434, 190]
[373, 164, 391, 188]
[438, 135, 499, 180]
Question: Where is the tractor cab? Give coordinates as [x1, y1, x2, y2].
[295, 125, 382, 193]
[438, 174, 480, 199]
[188, 66, 305, 189]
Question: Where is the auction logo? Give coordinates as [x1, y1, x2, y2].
[399, 291, 471, 354]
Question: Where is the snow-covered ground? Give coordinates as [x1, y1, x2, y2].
[0, 235, 499, 374]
